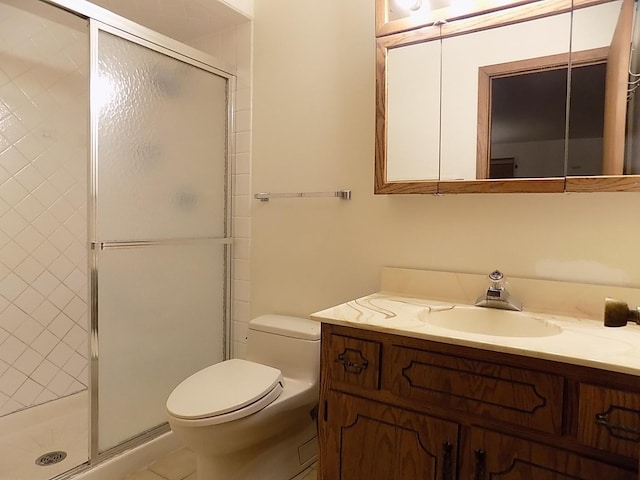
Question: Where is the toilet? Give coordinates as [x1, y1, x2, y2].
[166, 315, 321, 480]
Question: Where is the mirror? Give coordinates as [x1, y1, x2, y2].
[386, 40, 441, 183]
[440, 5, 573, 193]
[626, 0, 640, 175]
[566, 0, 637, 191]
[486, 60, 605, 178]
[375, 0, 640, 194]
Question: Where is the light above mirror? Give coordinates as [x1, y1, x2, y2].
[394, 0, 424, 12]
[390, 0, 460, 14]
[379, 0, 531, 36]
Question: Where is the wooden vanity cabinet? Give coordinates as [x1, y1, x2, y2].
[318, 323, 640, 480]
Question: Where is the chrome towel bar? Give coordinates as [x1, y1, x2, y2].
[254, 190, 351, 202]
[91, 237, 233, 250]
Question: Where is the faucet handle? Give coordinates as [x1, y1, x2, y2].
[488, 270, 505, 290]
[604, 297, 640, 327]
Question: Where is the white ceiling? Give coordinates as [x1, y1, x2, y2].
[86, 0, 249, 43]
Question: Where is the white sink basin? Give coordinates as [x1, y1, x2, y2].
[424, 306, 562, 337]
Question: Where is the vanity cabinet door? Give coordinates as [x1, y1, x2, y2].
[320, 390, 459, 480]
[468, 428, 637, 480]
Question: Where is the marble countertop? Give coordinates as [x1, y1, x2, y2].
[311, 292, 640, 376]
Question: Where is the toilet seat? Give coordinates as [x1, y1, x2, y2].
[167, 359, 284, 425]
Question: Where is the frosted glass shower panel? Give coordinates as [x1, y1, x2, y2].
[0, 0, 90, 475]
[96, 30, 228, 241]
[97, 242, 225, 452]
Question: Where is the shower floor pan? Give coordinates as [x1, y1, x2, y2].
[0, 391, 88, 480]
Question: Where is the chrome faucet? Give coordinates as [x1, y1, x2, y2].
[475, 270, 522, 311]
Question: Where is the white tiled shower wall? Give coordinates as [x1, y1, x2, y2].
[191, 20, 253, 360]
[0, 4, 89, 416]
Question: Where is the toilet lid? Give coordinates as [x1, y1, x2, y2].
[166, 359, 283, 420]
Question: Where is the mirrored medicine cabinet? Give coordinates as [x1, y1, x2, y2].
[375, 0, 640, 194]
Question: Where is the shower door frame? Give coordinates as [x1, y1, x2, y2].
[41, 0, 236, 470]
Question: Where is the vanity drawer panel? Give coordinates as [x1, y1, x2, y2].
[577, 384, 640, 460]
[388, 345, 564, 434]
[325, 333, 381, 392]
[469, 428, 638, 480]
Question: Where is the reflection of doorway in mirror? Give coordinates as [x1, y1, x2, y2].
[567, 63, 607, 176]
[489, 157, 516, 178]
[477, 50, 608, 179]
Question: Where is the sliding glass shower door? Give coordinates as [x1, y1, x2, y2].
[91, 24, 230, 453]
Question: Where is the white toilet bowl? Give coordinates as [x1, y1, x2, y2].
[166, 315, 321, 480]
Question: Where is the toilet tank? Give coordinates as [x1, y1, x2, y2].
[245, 315, 321, 382]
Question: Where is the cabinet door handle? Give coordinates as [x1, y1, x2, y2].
[441, 441, 453, 480]
[595, 412, 640, 440]
[474, 449, 486, 480]
[335, 349, 369, 374]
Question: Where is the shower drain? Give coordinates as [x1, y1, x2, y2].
[35, 451, 67, 466]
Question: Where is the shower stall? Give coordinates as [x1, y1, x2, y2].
[0, 1, 232, 479]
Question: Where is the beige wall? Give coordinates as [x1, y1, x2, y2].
[251, 0, 640, 322]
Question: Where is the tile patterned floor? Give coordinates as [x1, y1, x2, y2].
[121, 448, 318, 480]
